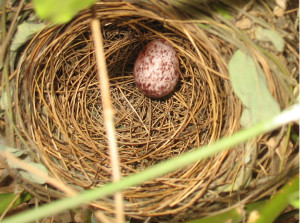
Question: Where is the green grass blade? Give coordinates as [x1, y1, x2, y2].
[0, 192, 32, 215]
[0, 193, 17, 215]
[186, 208, 243, 223]
[2, 104, 299, 223]
[249, 175, 299, 223]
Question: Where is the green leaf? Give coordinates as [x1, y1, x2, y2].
[289, 199, 299, 209]
[288, 191, 299, 209]
[255, 27, 285, 52]
[32, 0, 97, 24]
[19, 162, 49, 185]
[198, 23, 211, 28]
[0, 146, 25, 157]
[0, 91, 9, 110]
[228, 50, 281, 127]
[291, 132, 299, 145]
[0, 136, 48, 184]
[186, 208, 243, 223]
[250, 175, 299, 223]
[245, 200, 267, 213]
[0, 193, 17, 215]
[11, 22, 46, 52]
[0, 192, 32, 215]
[0, 135, 25, 157]
[212, 4, 233, 20]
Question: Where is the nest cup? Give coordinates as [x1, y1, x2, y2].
[13, 1, 283, 220]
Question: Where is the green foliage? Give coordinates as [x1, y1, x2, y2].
[186, 208, 243, 223]
[212, 3, 233, 20]
[186, 175, 299, 223]
[0, 135, 49, 184]
[255, 27, 285, 52]
[0, 192, 32, 215]
[291, 132, 299, 146]
[32, 0, 97, 24]
[0, 91, 10, 111]
[0, 193, 16, 215]
[16, 162, 49, 184]
[289, 192, 299, 209]
[11, 22, 46, 51]
[250, 175, 299, 223]
[228, 50, 281, 127]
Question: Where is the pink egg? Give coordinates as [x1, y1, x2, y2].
[133, 39, 180, 98]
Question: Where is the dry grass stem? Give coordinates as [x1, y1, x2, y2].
[0, 0, 25, 64]
[90, 18, 124, 223]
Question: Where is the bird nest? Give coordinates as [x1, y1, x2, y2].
[11, 1, 297, 221]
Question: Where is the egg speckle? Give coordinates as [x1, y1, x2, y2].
[133, 39, 179, 98]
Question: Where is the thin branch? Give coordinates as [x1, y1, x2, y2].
[0, 0, 25, 64]
[90, 18, 125, 223]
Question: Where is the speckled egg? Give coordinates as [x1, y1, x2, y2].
[133, 39, 180, 98]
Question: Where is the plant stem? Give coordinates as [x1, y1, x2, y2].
[90, 18, 124, 223]
[186, 207, 243, 223]
[1, 0, 13, 148]
[247, 175, 299, 223]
